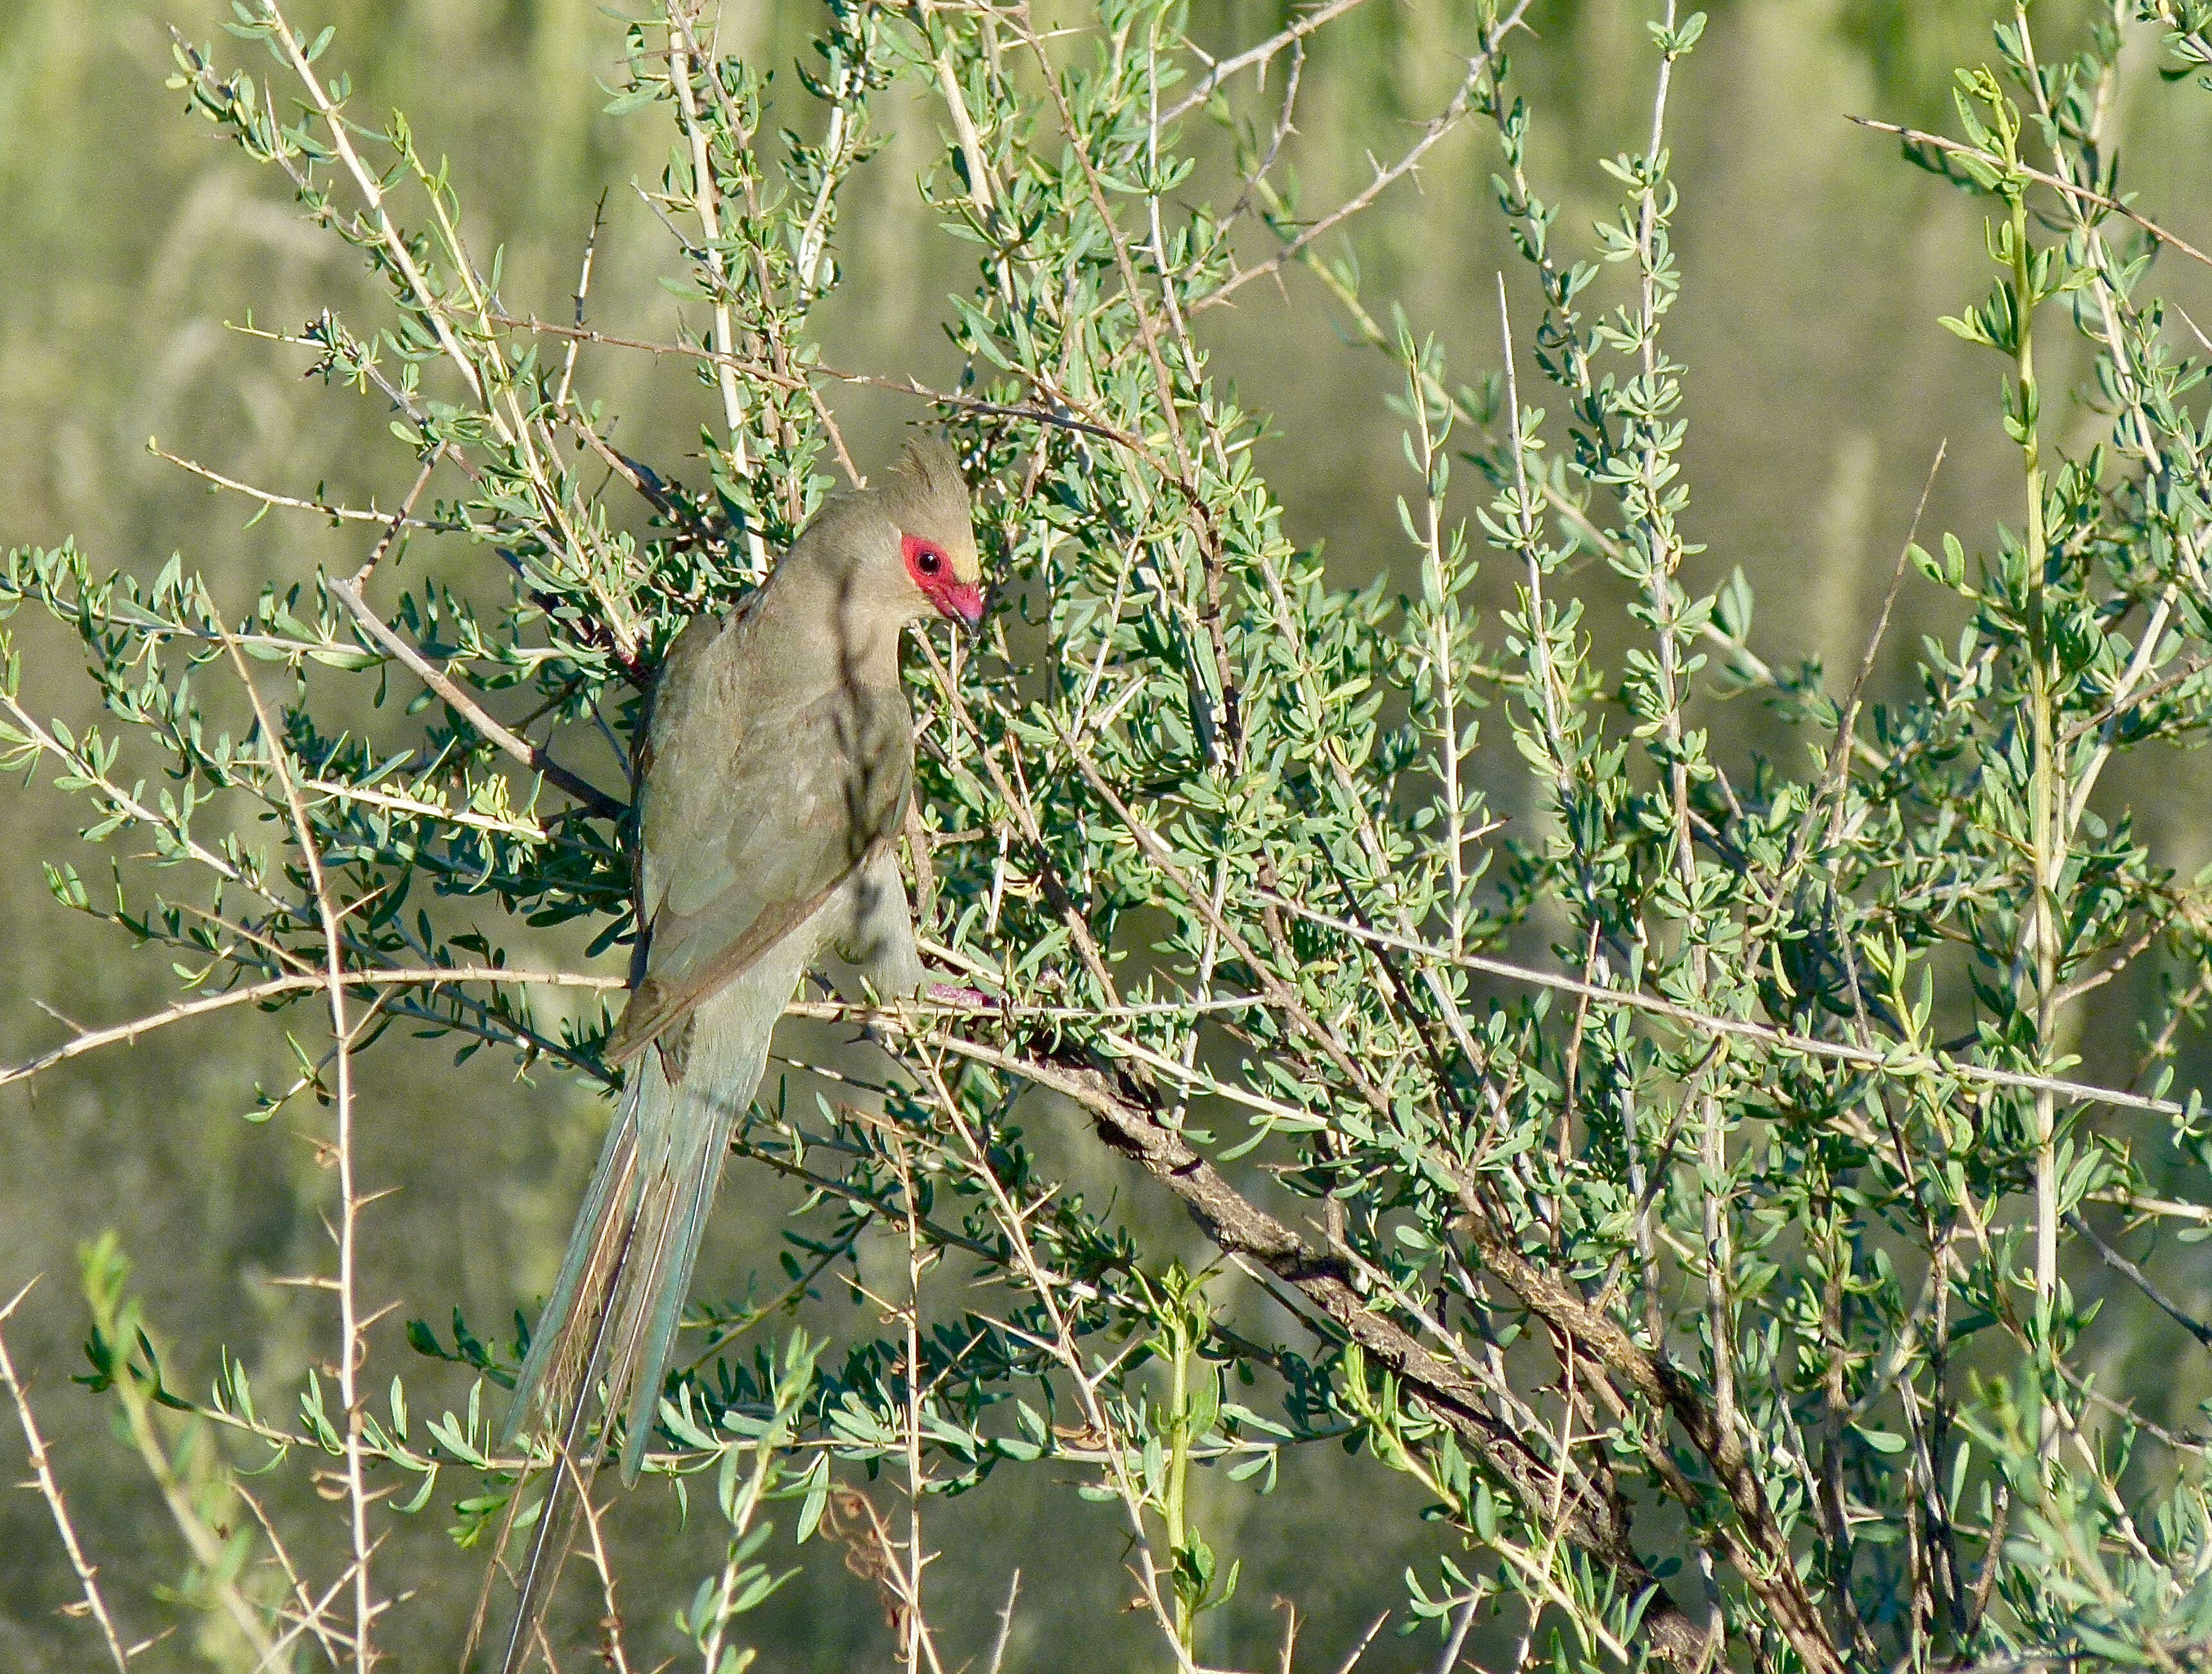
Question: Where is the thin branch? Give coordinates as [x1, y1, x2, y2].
[348, 445, 447, 591]
[222, 632, 377, 1674]
[665, 1, 749, 447]
[0, 688, 272, 901]
[1850, 114, 2212, 271]
[554, 192, 604, 414]
[1329, 1608, 1393, 1674]
[1822, 441, 1947, 832]
[1264, 896, 2186, 1118]
[0, 1281, 132, 1674]
[986, 1570, 1021, 1674]
[1224, 37, 1305, 226]
[2066, 1211, 2212, 1349]
[1162, 0, 1374, 126]
[479, 311, 1145, 450]
[324, 577, 626, 819]
[231, 1484, 348, 1671]
[299, 778, 551, 840]
[251, 10, 486, 403]
[148, 443, 459, 535]
[1194, 4, 1534, 314]
[567, 1455, 633, 1674]
[1431, 1596, 1478, 1674]
[906, 1049, 1201, 1672]
[928, 26, 1000, 215]
[1, 966, 623, 1091]
[1059, 729, 1391, 1114]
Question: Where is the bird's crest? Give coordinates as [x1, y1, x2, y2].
[893, 435, 964, 505]
[880, 436, 981, 587]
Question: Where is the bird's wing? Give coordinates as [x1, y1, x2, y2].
[606, 663, 914, 1067]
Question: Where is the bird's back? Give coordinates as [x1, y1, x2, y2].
[609, 591, 914, 1065]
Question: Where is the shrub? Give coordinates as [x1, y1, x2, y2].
[6, 1, 2212, 1670]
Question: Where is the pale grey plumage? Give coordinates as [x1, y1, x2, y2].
[494, 440, 980, 1671]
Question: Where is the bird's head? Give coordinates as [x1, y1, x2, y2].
[772, 436, 986, 673]
[875, 436, 986, 630]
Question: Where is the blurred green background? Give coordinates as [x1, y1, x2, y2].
[4, 1, 2212, 1668]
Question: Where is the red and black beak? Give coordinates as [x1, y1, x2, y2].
[938, 580, 987, 632]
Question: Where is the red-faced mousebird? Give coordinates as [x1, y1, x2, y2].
[494, 438, 986, 1669]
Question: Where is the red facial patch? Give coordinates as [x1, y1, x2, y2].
[903, 533, 986, 627]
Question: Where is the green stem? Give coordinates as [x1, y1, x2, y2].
[1165, 1328, 1192, 1653]
[2004, 61, 2062, 1461]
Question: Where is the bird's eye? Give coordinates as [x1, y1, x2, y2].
[903, 533, 950, 585]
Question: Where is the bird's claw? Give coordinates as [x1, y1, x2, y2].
[926, 982, 1004, 1015]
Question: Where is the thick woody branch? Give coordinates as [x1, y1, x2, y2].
[955, 1038, 1712, 1671]
[1449, 1184, 1844, 1674]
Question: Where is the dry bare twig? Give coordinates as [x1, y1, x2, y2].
[1194, 1, 1535, 312]
[222, 631, 378, 1674]
[0, 1280, 134, 1674]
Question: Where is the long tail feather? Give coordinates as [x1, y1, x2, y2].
[495, 968, 788, 1669]
[619, 1094, 736, 1478]
[495, 1299, 617, 1674]
[599, 1038, 754, 1480]
[493, 1067, 648, 1674]
[502, 1069, 647, 1450]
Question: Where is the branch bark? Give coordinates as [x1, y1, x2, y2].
[988, 1042, 1714, 1671]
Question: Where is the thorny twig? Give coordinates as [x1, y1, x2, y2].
[223, 630, 379, 1674]
[0, 1281, 134, 1674]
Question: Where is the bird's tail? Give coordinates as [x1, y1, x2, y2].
[500, 1063, 649, 1466]
[494, 995, 775, 1670]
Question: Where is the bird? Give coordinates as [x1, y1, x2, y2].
[491, 436, 985, 1668]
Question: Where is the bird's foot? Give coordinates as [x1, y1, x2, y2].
[926, 982, 1004, 1015]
